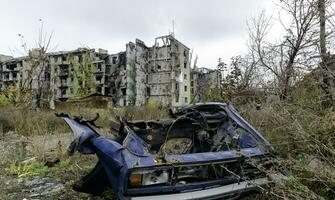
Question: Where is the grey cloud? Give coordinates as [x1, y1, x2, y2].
[0, 0, 268, 67]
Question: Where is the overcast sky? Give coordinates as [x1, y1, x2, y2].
[0, 0, 277, 68]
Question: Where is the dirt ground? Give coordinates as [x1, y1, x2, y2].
[0, 133, 116, 200]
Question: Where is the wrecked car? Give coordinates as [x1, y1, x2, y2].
[57, 102, 276, 199]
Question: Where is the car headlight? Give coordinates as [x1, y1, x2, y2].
[129, 169, 170, 187]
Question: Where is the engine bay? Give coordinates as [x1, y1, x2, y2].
[114, 104, 258, 155]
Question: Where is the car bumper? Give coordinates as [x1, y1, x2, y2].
[130, 177, 270, 200]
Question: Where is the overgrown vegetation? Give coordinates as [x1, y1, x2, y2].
[235, 76, 335, 199]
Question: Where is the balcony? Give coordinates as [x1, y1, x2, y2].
[3, 68, 19, 72]
[59, 82, 68, 88]
[3, 78, 17, 82]
[2, 74, 17, 82]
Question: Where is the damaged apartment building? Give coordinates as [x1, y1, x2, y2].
[125, 35, 191, 107]
[0, 34, 192, 107]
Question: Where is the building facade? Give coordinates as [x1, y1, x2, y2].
[124, 35, 191, 107]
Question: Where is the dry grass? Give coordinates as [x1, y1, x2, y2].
[237, 101, 335, 199]
[0, 107, 68, 136]
[0, 104, 168, 164]
[0, 104, 168, 136]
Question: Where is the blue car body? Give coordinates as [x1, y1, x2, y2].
[59, 103, 275, 199]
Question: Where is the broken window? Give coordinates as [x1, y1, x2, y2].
[112, 57, 117, 64]
[122, 88, 126, 96]
[62, 55, 67, 62]
[104, 87, 109, 95]
[61, 88, 67, 95]
[96, 76, 102, 83]
[106, 66, 110, 73]
[97, 63, 102, 72]
[185, 97, 188, 103]
[176, 96, 179, 103]
[78, 55, 83, 63]
[175, 83, 179, 90]
[59, 64, 69, 76]
[157, 65, 161, 70]
[147, 87, 150, 95]
[7, 64, 16, 70]
[184, 85, 187, 92]
[96, 87, 102, 94]
[184, 62, 187, 69]
[184, 74, 187, 80]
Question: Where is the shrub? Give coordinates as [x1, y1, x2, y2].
[0, 93, 11, 107]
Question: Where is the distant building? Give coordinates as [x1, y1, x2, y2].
[0, 34, 192, 108]
[0, 56, 29, 91]
[191, 67, 222, 102]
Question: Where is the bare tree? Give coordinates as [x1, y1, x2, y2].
[19, 19, 53, 110]
[248, 0, 320, 99]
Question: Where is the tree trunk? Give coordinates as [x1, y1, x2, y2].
[319, 0, 334, 109]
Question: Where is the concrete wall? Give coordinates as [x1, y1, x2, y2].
[134, 39, 149, 106]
